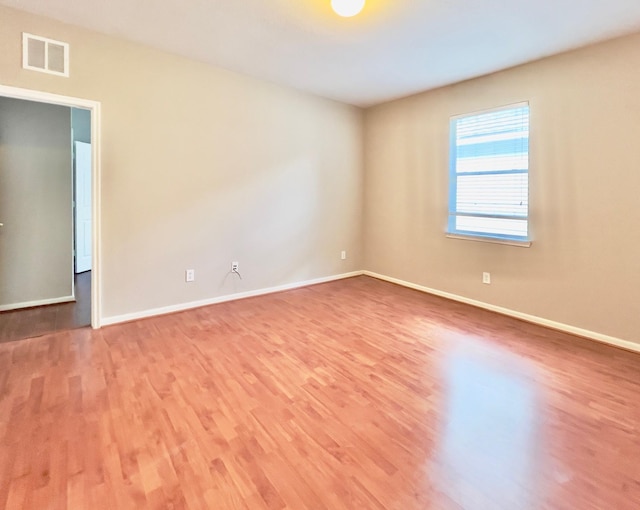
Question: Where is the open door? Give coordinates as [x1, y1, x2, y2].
[74, 141, 92, 273]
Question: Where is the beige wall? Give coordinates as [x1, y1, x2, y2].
[2, 5, 639, 345]
[0, 6, 364, 320]
[0, 97, 73, 307]
[364, 32, 640, 344]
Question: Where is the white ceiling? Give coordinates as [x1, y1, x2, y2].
[3, 0, 640, 107]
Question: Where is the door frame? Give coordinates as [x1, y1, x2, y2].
[0, 84, 102, 328]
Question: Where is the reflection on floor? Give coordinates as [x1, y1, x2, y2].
[0, 276, 639, 509]
[0, 270, 90, 343]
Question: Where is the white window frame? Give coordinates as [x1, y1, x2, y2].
[447, 102, 531, 247]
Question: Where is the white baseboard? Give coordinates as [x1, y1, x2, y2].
[0, 295, 75, 312]
[101, 271, 364, 327]
[100, 269, 640, 355]
[363, 270, 640, 354]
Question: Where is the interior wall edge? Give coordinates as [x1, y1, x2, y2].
[363, 270, 640, 354]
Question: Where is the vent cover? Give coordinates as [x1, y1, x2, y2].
[22, 33, 69, 77]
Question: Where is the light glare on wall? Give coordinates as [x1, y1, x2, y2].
[331, 0, 365, 17]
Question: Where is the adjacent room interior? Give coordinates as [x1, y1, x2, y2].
[0, 98, 92, 342]
[0, 1, 639, 508]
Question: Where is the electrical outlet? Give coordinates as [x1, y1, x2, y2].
[185, 269, 195, 282]
[341, 250, 347, 260]
[482, 272, 491, 284]
[231, 261, 239, 272]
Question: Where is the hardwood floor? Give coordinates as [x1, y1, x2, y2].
[0, 271, 91, 344]
[0, 275, 639, 509]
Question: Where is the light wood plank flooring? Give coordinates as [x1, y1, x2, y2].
[0, 275, 639, 509]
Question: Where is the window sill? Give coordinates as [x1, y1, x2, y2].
[446, 233, 532, 248]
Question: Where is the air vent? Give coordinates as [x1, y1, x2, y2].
[22, 33, 69, 77]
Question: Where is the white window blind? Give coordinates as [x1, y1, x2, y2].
[448, 103, 530, 243]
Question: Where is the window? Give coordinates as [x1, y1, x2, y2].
[448, 103, 530, 244]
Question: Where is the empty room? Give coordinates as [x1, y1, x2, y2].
[1, 0, 640, 509]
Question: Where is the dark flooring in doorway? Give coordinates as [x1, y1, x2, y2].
[0, 271, 91, 343]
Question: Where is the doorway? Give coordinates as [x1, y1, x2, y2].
[0, 85, 101, 341]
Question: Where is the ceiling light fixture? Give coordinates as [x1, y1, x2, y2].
[331, 0, 365, 17]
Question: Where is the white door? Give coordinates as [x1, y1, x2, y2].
[74, 141, 92, 273]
